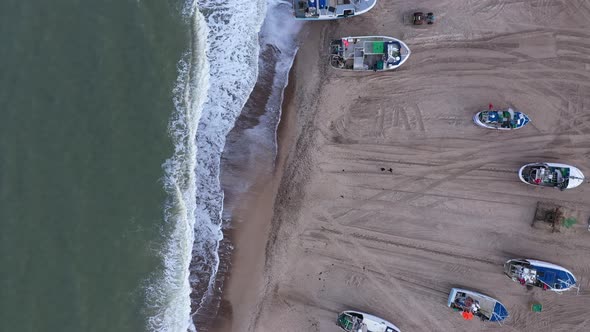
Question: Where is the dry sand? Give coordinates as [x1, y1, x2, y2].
[219, 0, 590, 331]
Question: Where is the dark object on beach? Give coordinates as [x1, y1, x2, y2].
[413, 12, 424, 25]
[413, 12, 435, 25]
[426, 12, 435, 24]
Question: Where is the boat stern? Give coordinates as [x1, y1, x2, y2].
[473, 112, 489, 128]
[503, 259, 513, 277]
[292, 0, 307, 19]
[336, 312, 354, 331]
[447, 288, 459, 307]
[518, 164, 531, 185]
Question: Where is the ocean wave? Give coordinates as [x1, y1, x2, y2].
[147, 0, 267, 331]
[146, 4, 210, 332]
[146, 0, 303, 330]
[189, 0, 267, 320]
[259, 1, 302, 159]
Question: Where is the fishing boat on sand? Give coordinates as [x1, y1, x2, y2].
[336, 310, 400, 332]
[519, 162, 584, 190]
[293, 0, 377, 20]
[473, 107, 530, 130]
[504, 259, 577, 291]
[447, 288, 509, 323]
[330, 36, 411, 71]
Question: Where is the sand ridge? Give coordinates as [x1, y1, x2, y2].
[227, 0, 590, 331]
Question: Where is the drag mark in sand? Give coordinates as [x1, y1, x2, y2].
[253, 1, 590, 331]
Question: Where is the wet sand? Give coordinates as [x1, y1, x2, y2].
[221, 1, 590, 331]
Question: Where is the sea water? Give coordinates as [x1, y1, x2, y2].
[0, 1, 186, 331]
[0, 0, 300, 331]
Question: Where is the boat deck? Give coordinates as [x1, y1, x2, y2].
[522, 165, 569, 188]
[330, 37, 408, 71]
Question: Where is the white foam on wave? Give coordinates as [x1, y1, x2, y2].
[260, 1, 303, 53]
[147, 0, 304, 330]
[146, 3, 209, 332]
[147, 0, 268, 331]
[258, 1, 302, 158]
[190, 0, 267, 316]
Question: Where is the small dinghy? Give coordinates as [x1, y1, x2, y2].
[330, 36, 410, 71]
[336, 311, 400, 332]
[447, 288, 509, 323]
[519, 162, 584, 190]
[473, 108, 530, 130]
[504, 259, 577, 292]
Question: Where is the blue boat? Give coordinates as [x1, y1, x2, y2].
[504, 259, 577, 292]
[473, 107, 530, 130]
[447, 288, 509, 323]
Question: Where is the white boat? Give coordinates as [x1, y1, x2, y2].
[336, 311, 400, 332]
[293, 0, 377, 20]
[518, 162, 584, 190]
[447, 288, 509, 322]
[473, 108, 530, 130]
[504, 259, 577, 292]
[330, 36, 411, 71]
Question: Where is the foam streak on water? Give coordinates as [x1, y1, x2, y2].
[259, 1, 302, 160]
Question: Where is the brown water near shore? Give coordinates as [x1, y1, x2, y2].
[202, 22, 311, 331]
[210, 25, 317, 330]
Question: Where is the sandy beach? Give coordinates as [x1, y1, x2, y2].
[218, 0, 590, 331]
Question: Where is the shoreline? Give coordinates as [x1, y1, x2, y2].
[211, 21, 325, 331]
[191, 3, 302, 327]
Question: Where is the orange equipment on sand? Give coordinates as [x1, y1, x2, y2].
[462, 311, 474, 320]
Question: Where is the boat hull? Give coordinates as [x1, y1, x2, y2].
[518, 162, 584, 189]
